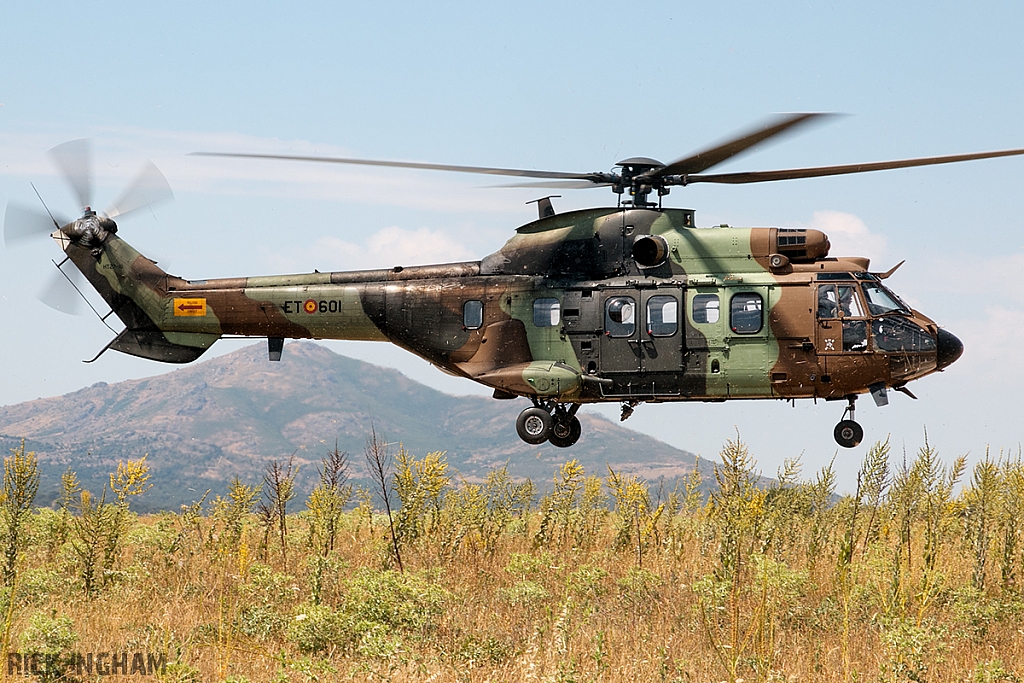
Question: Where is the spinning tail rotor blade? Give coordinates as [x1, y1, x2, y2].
[48, 139, 93, 209]
[37, 264, 87, 315]
[3, 202, 66, 246]
[106, 161, 175, 220]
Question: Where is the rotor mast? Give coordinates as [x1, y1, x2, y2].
[615, 157, 668, 208]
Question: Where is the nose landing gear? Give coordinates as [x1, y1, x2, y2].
[833, 395, 864, 448]
[515, 401, 581, 448]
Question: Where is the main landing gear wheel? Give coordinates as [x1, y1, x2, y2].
[549, 416, 582, 448]
[516, 406, 553, 444]
[833, 395, 863, 448]
[834, 420, 864, 449]
[515, 402, 581, 446]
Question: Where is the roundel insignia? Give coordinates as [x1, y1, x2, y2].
[303, 299, 317, 314]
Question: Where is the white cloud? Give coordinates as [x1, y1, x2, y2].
[911, 251, 1024, 303]
[0, 126, 541, 215]
[952, 306, 1024, 377]
[261, 225, 478, 273]
[805, 210, 888, 265]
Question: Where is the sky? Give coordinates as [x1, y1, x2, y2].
[2, 1, 1024, 491]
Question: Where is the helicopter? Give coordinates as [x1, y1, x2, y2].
[6, 114, 1022, 449]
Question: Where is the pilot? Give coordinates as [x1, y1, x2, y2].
[818, 286, 838, 319]
[838, 286, 855, 317]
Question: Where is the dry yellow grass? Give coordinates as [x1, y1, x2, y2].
[1, 438, 1022, 683]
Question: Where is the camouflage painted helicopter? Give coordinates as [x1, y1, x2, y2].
[7, 114, 1023, 448]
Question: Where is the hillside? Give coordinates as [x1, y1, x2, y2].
[0, 342, 711, 509]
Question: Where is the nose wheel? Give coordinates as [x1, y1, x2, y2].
[833, 396, 864, 448]
[516, 402, 581, 447]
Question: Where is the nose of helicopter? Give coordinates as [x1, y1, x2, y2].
[936, 328, 964, 370]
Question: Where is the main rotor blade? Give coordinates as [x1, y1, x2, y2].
[648, 113, 834, 179]
[487, 180, 612, 190]
[682, 147, 1024, 185]
[48, 139, 93, 209]
[105, 161, 175, 220]
[4, 202, 66, 247]
[191, 151, 605, 181]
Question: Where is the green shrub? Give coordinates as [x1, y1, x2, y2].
[15, 569, 63, 605]
[355, 623, 404, 660]
[504, 551, 553, 580]
[240, 563, 298, 607]
[17, 612, 78, 682]
[616, 567, 662, 605]
[19, 611, 78, 654]
[453, 633, 514, 665]
[972, 659, 1020, 683]
[501, 579, 549, 606]
[567, 565, 609, 600]
[340, 568, 448, 635]
[237, 604, 287, 641]
[947, 586, 1005, 641]
[288, 604, 347, 654]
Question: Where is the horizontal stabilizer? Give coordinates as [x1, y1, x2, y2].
[109, 329, 216, 364]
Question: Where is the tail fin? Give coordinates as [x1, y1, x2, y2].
[62, 232, 217, 363]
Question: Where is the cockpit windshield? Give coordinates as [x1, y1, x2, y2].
[861, 283, 909, 315]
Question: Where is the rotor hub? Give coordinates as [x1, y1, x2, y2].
[613, 158, 668, 207]
[615, 157, 664, 173]
[61, 209, 117, 249]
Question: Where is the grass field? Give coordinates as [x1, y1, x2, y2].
[0, 436, 1021, 682]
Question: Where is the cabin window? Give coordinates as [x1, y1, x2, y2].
[605, 296, 636, 337]
[647, 295, 678, 336]
[533, 298, 561, 327]
[463, 300, 483, 330]
[730, 292, 763, 334]
[692, 294, 720, 324]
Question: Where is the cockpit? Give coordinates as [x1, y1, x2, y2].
[815, 272, 935, 354]
[816, 273, 910, 317]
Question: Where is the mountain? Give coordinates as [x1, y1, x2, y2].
[0, 342, 713, 511]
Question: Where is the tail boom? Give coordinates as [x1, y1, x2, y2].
[62, 232, 486, 363]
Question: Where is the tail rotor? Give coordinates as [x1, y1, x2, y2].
[38, 263, 89, 315]
[3, 139, 175, 315]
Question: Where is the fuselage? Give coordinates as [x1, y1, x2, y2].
[59, 207, 961, 406]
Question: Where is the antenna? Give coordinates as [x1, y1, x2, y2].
[31, 183, 61, 229]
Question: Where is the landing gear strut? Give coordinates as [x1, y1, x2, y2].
[515, 401, 581, 447]
[833, 395, 864, 449]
